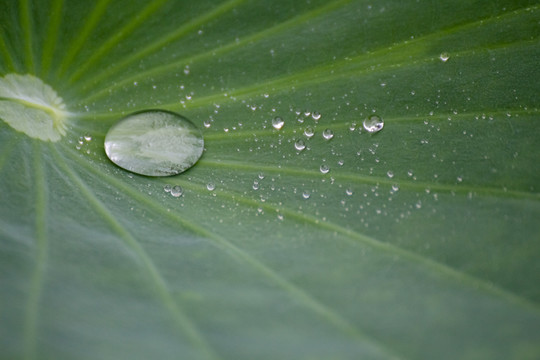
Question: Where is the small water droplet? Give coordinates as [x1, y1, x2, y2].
[439, 52, 449, 62]
[258, 172, 265, 179]
[206, 182, 215, 191]
[302, 191, 311, 199]
[170, 185, 183, 197]
[104, 110, 204, 176]
[391, 184, 400, 192]
[252, 181, 260, 190]
[320, 164, 330, 174]
[203, 120, 211, 128]
[322, 129, 334, 140]
[304, 127, 314, 138]
[363, 115, 384, 133]
[294, 139, 306, 151]
[304, 110, 311, 117]
[272, 117, 284, 130]
[346, 188, 353, 196]
[84, 134, 92, 142]
[387, 170, 394, 178]
[164, 184, 172, 193]
[312, 111, 321, 120]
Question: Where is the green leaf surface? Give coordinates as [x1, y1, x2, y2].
[1, 1, 540, 359]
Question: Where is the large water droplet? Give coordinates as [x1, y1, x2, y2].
[272, 117, 284, 130]
[362, 115, 384, 133]
[104, 110, 204, 176]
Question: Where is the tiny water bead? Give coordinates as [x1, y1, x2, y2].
[304, 127, 315, 138]
[319, 164, 330, 174]
[206, 182, 216, 191]
[439, 52, 450, 62]
[322, 129, 334, 140]
[294, 139, 306, 151]
[272, 117, 284, 130]
[312, 111, 321, 120]
[170, 185, 183, 197]
[164, 184, 172, 193]
[362, 115, 384, 133]
[104, 110, 204, 176]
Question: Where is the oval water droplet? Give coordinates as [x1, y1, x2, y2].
[164, 184, 172, 193]
[304, 127, 314, 138]
[84, 134, 92, 142]
[272, 117, 284, 130]
[170, 185, 183, 197]
[104, 110, 204, 176]
[206, 182, 215, 191]
[312, 111, 321, 120]
[322, 129, 334, 140]
[320, 164, 330, 174]
[302, 191, 311, 199]
[362, 115, 384, 133]
[294, 139, 306, 151]
[387, 170, 394, 178]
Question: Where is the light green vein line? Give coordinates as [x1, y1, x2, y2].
[79, 1, 536, 105]
[50, 145, 220, 360]
[78, 0, 354, 102]
[0, 137, 17, 174]
[198, 159, 540, 201]
[56, 0, 113, 77]
[77, 0, 247, 91]
[23, 142, 49, 360]
[19, 0, 35, 73]
[176, 178, 540, 315]
[59, 144, 404, 359]
[200, 108, 540, 141]
[175, 38, 540, 112]
[67, 0, 170, 84]
[41, 0, 64, 76]
[0, 29, 17, 72]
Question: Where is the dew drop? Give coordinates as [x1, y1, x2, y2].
[294, 139, 306, 151]
[104, 110, 204, 176]
[304, 127, 315, 138]
[346, 188, 353, 196]
[320, 164, 330, 174]
[206, 182, 215, 191]
[439, 52, 449, 62]
[302, 191, 311, 199]
[84, 134, 92, 142]
[363, 115, 384, 133]
[203, 120, 211, 128]
[387, 170, 394, 178]
[312, 111, 321, 120]
[272, 117, 284, 130]
[322, 129, 334, 140]
[170, 185, 183, 197]
[164, 184, 172, 193]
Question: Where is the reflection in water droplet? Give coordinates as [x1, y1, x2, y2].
[320, 164, 330, 174]
[170, 185, 183, 197]
[304, 127, 314, 138]
[439, 52, 449, 62]
[164, 184, 172, 193]
[104, 110, 204, 176]
[322, 129, 334, 140]
[294, 139, 306, 151]
[363, 115, 384, 133]
[272, 117, 284, 130]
